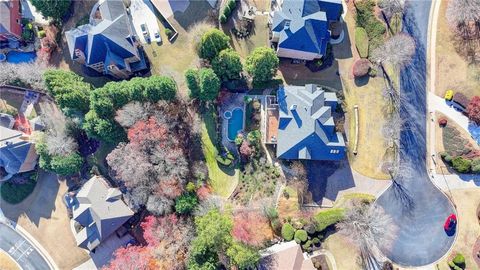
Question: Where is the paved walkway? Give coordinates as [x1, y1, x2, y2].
[428, 92, 469, 132]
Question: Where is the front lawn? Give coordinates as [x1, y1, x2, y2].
[201, 108, 238, 198]
[0, 173, 37, 204]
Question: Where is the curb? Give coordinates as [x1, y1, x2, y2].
[0, 218, 58, 270]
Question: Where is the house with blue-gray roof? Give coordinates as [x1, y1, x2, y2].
[271, 0, 343, 60]
[268, 84, 345, 160]
[0, 126, 38, 181]
[65, 0, 147, 79]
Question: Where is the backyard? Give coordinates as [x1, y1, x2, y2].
[201, 108, 239, 198]
[220, 0, 270, 59]
[435, 0, 480, 99]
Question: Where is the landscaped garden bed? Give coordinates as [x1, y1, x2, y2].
[0, 172, 38, 204]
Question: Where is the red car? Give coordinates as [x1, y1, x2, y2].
[444, 214, 457, 231]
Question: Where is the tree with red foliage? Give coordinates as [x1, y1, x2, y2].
[107, 116, 189, 215]
[102, 245, 155, 270]
[239, 140, 253, 159]
[232, 211, 274, 247]
[196, 185, 211, 201]
[140, 214, 194, 270]
[467, 96, 480, 125]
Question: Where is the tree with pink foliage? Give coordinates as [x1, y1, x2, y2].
[232, 211, 274, 247]
[102, 245, 155, 270]
[239, 140, 253, 160]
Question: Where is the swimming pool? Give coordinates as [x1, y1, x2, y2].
[227, 108, 244, 141]
[6, 51, 37, 63]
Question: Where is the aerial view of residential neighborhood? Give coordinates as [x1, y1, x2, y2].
[2, 0, 480, 269]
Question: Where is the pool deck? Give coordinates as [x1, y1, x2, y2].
[220, 93, 246, 152]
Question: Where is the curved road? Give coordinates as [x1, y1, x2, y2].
[0, 207, 52, 269]
[376, 0, 456, 267]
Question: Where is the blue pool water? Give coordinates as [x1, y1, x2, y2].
[227, 108, 244, 141]
[6, 51, 37, 63]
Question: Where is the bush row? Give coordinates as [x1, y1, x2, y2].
[220, 0, 237, 24]
[440, 152, 480, 174]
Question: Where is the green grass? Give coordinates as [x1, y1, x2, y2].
[355, 27, 369, 58]
[334, 193, 376, 207]
[0, 174, 37, 204]
[201, 109, 238, 198]
[313, 208, 345, 232]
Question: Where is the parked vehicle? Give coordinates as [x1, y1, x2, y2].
[444, 213, 457, 231]
[153, 31, 161, 43]
[140, 23, 150, 43]
[444, 90, 454, 101]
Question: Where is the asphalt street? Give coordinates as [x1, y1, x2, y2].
[376, 0, 456, 267]
[0, 223, 51, 270]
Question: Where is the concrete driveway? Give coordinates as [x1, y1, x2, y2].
[0, 223, 51, 270]
[130, 0, 161, 44]
[376, 0, 456, 267]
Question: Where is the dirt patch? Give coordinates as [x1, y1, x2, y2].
[0, 251, 20, 270]
[0, 171, 89, 269]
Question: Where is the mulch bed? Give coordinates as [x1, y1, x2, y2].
[473, 236, 480, 268]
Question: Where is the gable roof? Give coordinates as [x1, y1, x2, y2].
[65, 0, 142, 70]
[276, 84, 345, 160]
[72, 176, 133, 251]
[0, 126, 37, 179]
[259, 241, 316, 270]
[272, 0, 342, 56]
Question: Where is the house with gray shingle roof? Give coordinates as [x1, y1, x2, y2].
[0, 126, 38, 181]
[270, 0, 342, 60]
[65, 0, 147, 79]
[71, 176, 133, 251]
[259, 241, 316, 270]
[270, 84, 345, 160]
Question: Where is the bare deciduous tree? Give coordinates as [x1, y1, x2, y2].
[337, 200, 396, 269]
[115, 101, 151, 128]
[446, 0, 480, 62]
[39, 105, 78, 156]
[194, 195, 225, 216]
[378, 0, 405, 19]
[371, 33, 416, 69]
[0, 61, 47, 90]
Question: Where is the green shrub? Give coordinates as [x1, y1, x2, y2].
[165, 28, 173, 38]
[223, 5, 231, 17]
[312, 237, 320, 244]
[294, 229, 308, 243]
[216, 155, 233, 166]
[228, 0, 236, 10]
[355, 27, 369, 58]
[472, 159, 480, 173]
[175, 193, 199, 214]
[281, 223, 295, 241]
[313, 208, 345, 232]
[0, 174, 37, 204]
[219, 14, 227, 24]
[452, 156, 471, 173]
[354, 0, 385, 53]
[451, 253, 465, 269]
[302, 240, 312, 250]
[37, 30, 46, 38]
[369, 68, 377, 77]
[448, 261, 462, 270]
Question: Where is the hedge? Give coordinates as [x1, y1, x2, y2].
[313, 208, 345, 232]
[452, 156, 471, 173]
[355, 27, 369, 58]
[281, 223, 295, 241]
[294, 229, 308, 243]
